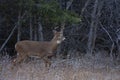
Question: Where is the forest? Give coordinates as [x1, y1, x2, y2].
[0, 0, 120, 80]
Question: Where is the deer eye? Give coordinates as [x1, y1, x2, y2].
[58, 37, 61, 39]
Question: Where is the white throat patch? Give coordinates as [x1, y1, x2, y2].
[57, 40, 61, 44]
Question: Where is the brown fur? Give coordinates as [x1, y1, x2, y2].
[13, 31, 65, 67]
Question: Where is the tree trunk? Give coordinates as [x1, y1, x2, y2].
[38, 20, 44, 41]
[17, 12, 21, 41]
[34, 27, 37, 41]
[116, 33, 120, 61]
[56, 0, 73, 57]
[86, 0, 98, 56]
[33, 16, 37, 41]
[30, 15, 33, 40]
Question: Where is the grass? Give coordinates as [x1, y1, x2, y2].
[0, 52, 120, 80]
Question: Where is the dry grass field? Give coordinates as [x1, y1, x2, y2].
[0, 53, 120, 80]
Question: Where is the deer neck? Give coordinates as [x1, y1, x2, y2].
[50, 38, 60, 51]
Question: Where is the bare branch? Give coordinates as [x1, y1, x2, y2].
[80, 0, 90, 15]
[66, 0, 73, 10]
[0, 12, 27, 52]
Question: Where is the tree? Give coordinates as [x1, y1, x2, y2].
[86, 0, 98, 56]
[0, 0, 81, 53]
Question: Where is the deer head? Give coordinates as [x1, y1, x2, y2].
[13, 30, 65, 67]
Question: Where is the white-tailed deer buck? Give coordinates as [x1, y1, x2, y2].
[13, 30, 65, 67]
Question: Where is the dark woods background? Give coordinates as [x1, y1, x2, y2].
[0, 0, 120, 62]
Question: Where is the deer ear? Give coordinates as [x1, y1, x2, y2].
[53, 30, 57, 34]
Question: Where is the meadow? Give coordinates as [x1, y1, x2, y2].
[0, 52, 120, 80]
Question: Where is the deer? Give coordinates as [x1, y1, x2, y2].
[13, 30, 65, 67]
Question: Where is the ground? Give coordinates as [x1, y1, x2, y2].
[0, 53, 120, 80]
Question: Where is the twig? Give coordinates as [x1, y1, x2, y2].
[99, 21, 114, 61]
[66, 0, 74, 10]
[99, 22, 113, 42]
[80, 0, 90, 16]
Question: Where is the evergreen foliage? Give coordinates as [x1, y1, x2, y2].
[16, 0, 81, 27]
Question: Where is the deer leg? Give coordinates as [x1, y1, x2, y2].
[13, 53, 27, 66]
[43, 57, 51, 67]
